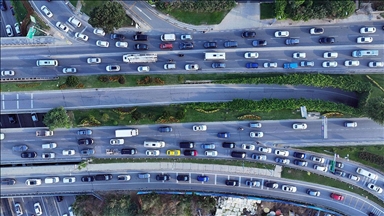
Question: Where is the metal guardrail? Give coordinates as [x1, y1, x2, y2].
[0, 36, 56, 47]
[0, 76, 59, 83]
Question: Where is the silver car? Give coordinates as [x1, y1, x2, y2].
[138, 173, 150, 179]
[62, 68, 77, 73]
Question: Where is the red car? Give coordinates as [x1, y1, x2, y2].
[330, 193, 344, 201]
[160, 43, 173, 49]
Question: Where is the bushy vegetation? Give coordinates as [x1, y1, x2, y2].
[155, 0, 235, 12]
[43, 107, 72, 130]
[66, 76, 80, 87]
[275, 0, 355, 21]
[358, 152, 384, 167]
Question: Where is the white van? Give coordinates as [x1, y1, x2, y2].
[45, 177, 59, 184]
[161, 33, 176, 42]
[164, 63, 176, 70]
[205, 52, 226, 60]
[36, 60, 58, 67]
[144, 141, 165, 148]
[356, 168, 378, 180]
[344, 121, 357, 127]
[68, 16, 82, 28]
[352, 50, 379, 57]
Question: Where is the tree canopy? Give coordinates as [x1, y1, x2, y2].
[364, 97, 384, 125]
[88, 2, 127, 33]
[43, 107, 71, 130]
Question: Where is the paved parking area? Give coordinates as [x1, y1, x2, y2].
[1, 113, 46, 129]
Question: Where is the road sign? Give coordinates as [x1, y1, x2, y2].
[30, 15, 36, 23]
[26, 26, 36, 39]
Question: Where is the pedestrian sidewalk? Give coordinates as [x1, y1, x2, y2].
[0, 162, 281, 178]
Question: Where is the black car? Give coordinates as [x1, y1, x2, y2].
[81, 176, 94, 182]
[231, 151, 246, 158]
[121, 148, 137, 155]
[293, 152, 306, 159]
[78, 138, 94, 145]
[223, 41, 238, 48]
[158, 126, 172, 132]
[222, 142, 235, 148]
[334, 169, 346, 177]
[212, 62, 226, 68]
[176, 175, 189, 181]
[55, 196, 63, 202]
[225, 179, 239, 186]
[135, 43, 148, 50]
[110, 33, 125, 40]
[8, 114, 17, 124]
[242, 31, 256, 38]
[319, 37, 335, 44]
[252, 40, 267, 47]
[1, 178, 16, 185]
[183, 150, 197, 156]
[179, 42, 194, 50]
[265, 182, 278, 188]
[156, 174, 170, 181]
[21, 152, 37, 158]
[293, 159, 308, 166]
[203, 42, 217, 49]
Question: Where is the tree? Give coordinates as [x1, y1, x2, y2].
[43, 107, 71, 130]
[364, 97, 384, 125]
[88, 2, 127, 33]
[66, 76, 79, 87]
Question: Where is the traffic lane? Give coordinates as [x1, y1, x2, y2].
[1, 172, 379, 215]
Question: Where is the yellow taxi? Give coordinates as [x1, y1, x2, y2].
[166, 150, 181, 156]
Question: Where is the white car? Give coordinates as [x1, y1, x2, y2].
[241, 144, 255, 150]
[275, 31, 289, 37]
[309, 27, 324, 35]
[110, 138, 124, 145]
[250, 132, 263, 138]
[344, 60, 359, 67]
[106, 65, 121, 72]
[137, 66, 150, 72]
[275, 149, 289, 157]
[282, 185, 297, 193]
[1, 70, 15, 76]
[14, 23, 21, 35]
[323, 52, 338, 58]
[115, 41, 128, 48]
[75, 32, 89, 41]
[42, 153, 55, 158]
[62, 68, 77, 73]
[25, 179, 42, 186]
[87, 57, 101, 64]
[62, 149, 75, 156]
[245, 180, 261, 187]
[44, 177, 60, 184]
[34, 202, 42, 215]
[313, 165, 328, 172]
[63, 176, 76, 184]
[117, 175, 131, 181]
[185, 64, 199, 71]
[6, 25, 13, 37]
[293, 52, 306, 59]
[14, 203, 23, 216]
[205, 150, 218, 156]
[96, 40, 109, 48]
[56, 22, 69, 32]
[146, 150, 160, 156]
[360, 27, 376, 34]
[41, 5, 53, 18]
[348, 174, 360, 181]
[357, 37, 373, 43]
[311, 156, 325, 163]
[93, 28, 106, 36]
[244, 52, 259, 59]
[193, 125, 207, 131]
[292, 123, 307, 130]
[251, 154, 267, 160]
[367, 183, 383, 193]
[322, 61, 338, 68]
[258, 147, 272, 153]
[368, 61, 383, 68]
[181, 34, 193, 40]
[263, 62, 277, 68]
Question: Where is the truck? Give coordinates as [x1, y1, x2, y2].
[115, 129, 139, 138]
[123, 53, 157, 63]
[283, 62, 298, 69]
[36, 130, 53, 137]
[106, 149, 120, 155]
[42, 143, 57, 149]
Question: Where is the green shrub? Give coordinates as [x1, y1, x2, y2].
[131, 110, 142, 121]
[66, 76, 79, 87]
[175, 109, 186, 120]
[118, 76, 126, 84]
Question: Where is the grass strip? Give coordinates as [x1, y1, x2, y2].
[260, 3, 276, 20]
[92, 158, 276, 170]
[299, 145, 384, 173]
[282, 168, 384, 208]
[10, 0, 28, 23]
